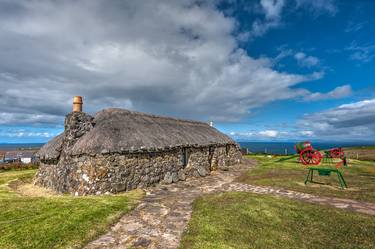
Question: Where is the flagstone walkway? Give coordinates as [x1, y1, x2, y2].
[85, 158, 375, 249]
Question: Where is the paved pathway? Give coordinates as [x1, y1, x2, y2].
[86, 159, 375, 249]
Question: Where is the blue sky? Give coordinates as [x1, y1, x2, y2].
[0, 0, 375, 143]
[219, 0, 375, 141]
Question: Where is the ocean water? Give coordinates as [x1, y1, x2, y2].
[1, 142, 374, 155]
[0, 143, 44, 150]
[238, 141, 375, 155]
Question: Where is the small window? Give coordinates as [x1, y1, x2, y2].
[209, 146, 214, 155]
[208, 146, 214, 166]
[181, 148, 189, 167]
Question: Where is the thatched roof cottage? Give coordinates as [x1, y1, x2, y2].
[35, 97, 241, 195]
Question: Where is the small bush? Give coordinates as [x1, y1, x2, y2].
[0, 162, 39, 170]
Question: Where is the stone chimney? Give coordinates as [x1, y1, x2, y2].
[73, 96, 83, 112]
[64, 96, 94, 148]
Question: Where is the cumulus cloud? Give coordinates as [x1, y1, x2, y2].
[0, 0, 349, 135]
[303, 84, 352, 101]
[232, 98, 375, 142]
[299, 99, 375, 140]
[0, 0, 333, 127]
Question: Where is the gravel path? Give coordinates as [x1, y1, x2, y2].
[85, 159, 375, 249]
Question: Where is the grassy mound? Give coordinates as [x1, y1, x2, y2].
[0, 169, 144, 249]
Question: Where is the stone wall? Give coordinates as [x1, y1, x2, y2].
[35, 144, 241, 195]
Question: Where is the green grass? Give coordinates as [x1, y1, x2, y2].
[237, 155, 375, 203]
[0, 169, 144, 249]
[180, 192, 375, 249]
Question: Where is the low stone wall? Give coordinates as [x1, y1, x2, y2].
[35, 144, 241, 195]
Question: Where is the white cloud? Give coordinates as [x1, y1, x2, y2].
[0, 112, 62, 125]
[275, 49, 320, 68]
[250, 0, 285, 37]
[299, 130, 314, 136]
[303, 84, 352, 101]
[0, 130, 57, 138]
[248, 0, 337, 39]
[258, 130, 279, 137]
[0, 0, 333, 126]
[230, 131, 254, 137]
[299, 99, 375, 140]
[229, 129, 290, 139]
[294, 52, 320, 67]
[261, 0, 285, 20]
[295, 0, 337, 15]
[346, 42, 375, 63]
[345, 21, 366, 33]
[232, 98, 375, 141]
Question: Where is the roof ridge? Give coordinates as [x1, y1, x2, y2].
[96, 108, 211, 126]
[38, 108, 235, 159]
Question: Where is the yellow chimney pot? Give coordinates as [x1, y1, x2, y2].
[73, 96, 83, 112]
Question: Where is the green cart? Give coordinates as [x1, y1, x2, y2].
[305, 167, 348, 189]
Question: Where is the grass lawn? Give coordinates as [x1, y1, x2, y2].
[180, 192, 375, 249]
[0, 169, 144, 249]
[237, 155, 375, 203]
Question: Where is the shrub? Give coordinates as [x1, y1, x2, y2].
[0, 162, 39, 170]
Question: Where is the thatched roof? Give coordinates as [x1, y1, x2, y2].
[36, 133, 64, 160]
[38, 108, 237, 159]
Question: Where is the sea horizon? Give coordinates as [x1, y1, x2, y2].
[238, 141, 375, 155]
[2, 141, 375, 154]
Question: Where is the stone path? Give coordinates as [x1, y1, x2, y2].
[86, 159, 375, 249]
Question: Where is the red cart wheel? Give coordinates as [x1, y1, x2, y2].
[330, 148, 344, 159]
[300, 149, 322, 165]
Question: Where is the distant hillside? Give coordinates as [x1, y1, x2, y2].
[344, 146, 375, 161]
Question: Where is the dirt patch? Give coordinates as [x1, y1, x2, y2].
[8, 178, 62, 197]
[15, 183, 62, 197]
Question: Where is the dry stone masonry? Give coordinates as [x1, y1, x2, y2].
[35, 100, 241, 195]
